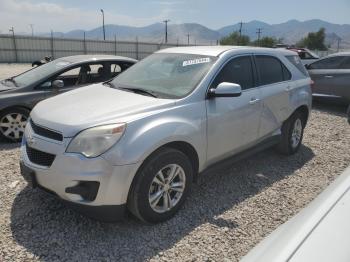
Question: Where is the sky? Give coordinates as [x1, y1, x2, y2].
[0, 0, 349, 34]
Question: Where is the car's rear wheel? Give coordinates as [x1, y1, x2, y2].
[0, 107, 29, 142]
[128, 147, 193, 223]
[277, 111, 305, 155]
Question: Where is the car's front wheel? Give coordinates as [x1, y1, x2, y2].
[0, 107, 29, 142]
[128, 147, 193, 223]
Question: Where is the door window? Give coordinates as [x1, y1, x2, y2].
[211, 56, 255, 90]
[286, 55, 308, 76]
[308, 56, 345, 70]
[255, 55, 291, 86]
[55, 63, 105, 87]
[110, 62, 134, 77]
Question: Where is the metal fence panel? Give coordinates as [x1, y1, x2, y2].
[0, 34, 213, 63]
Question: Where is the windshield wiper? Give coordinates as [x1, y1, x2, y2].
[118, 86, 158, 98]
[104, 82, 158, 98]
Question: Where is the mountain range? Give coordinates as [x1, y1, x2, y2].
[42, 19, 350, 49]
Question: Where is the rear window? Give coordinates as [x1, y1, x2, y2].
[286, 55, 309, 76]
[255, 55, 291, 85]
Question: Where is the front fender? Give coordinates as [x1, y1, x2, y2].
[103, 102, 207, 169]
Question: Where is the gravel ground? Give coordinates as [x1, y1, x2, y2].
[0, 64, 350, 261]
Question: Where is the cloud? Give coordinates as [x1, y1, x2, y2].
[0, 0, 171, 34]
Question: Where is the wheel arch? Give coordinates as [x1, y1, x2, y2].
[293, 105, 309, 126]
[0, 105, 32, 115]
[134, 140, 200, 183]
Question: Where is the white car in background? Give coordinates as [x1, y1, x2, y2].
[242, 166, 350, 262]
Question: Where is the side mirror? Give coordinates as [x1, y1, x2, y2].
[52, 80, 64, 89]
[208, 82, 242, 98]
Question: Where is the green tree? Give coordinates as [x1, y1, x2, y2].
[220, 32, 250, 46]
[297, 28, 328, 50]
[253, 37, 278, 48]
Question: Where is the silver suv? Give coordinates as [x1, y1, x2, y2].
[20, 46, 312, 223]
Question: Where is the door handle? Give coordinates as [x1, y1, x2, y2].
[249, 98, 260, 105]
[324, 75, 333, 78]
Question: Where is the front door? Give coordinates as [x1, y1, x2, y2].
[308, 56, 347, 98]
[206, 55, 262, 164]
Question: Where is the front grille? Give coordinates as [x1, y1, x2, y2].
[26, 144, 56, 167]
[30, 119, 63, 142]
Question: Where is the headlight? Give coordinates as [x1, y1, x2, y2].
[66, 123, 126, 158]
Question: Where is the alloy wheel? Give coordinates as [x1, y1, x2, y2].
[148, 164, 186, 213]
[291, 118, 302, 148]
[0, 113, 27, 140]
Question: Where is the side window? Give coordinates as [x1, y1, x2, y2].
[282, 63, 292, 80]
[286, 55, 308, 76]
[308, 56, 345, 70]
[111, 64, 122, 77]
[110, 62, 134, 77]
[55, 63, 105, 86]
[255, 55, 289, 85]
[55, 66, 83, 87]
[88, 64, 106, 83]
[211, 56, 254, 90]
[339, 57, 350, 69]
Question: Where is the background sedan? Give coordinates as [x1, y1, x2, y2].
[307, 52, 350, 105]
[0, 55, 137, 141]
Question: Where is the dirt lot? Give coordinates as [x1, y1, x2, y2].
[0, 64, 349, 261]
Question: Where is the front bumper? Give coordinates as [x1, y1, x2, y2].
[20, 124, 141, 220]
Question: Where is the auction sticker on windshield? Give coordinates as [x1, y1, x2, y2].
[183, 58, 211, 67]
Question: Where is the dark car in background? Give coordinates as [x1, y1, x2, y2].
[0, 55, 137, 141]
[287, 47, 320, 65]
[307, 52, 350, 105]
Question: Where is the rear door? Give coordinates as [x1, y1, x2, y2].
[206, 55, 262, 164]
[333, 57, 350, 101]
[308, 56, 346, 98]
[255, 55, 293, 138]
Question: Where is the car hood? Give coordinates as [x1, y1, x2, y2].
[31, 83, 176, 137]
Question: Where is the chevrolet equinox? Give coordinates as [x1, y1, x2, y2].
[20, 46, 312, 223]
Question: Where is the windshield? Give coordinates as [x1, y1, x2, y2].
[111, 53, 217, 98]
[11, 60, 72, 87]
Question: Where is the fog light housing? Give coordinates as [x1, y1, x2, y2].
[65, 181, 100, 201]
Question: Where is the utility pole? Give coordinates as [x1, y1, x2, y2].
[337, 37, 342, 52]
[101, 9, 106, 40]
[256, 28, 263, 46]
[9, 27, 17, 62]
[186, 33, 190, 45]
[238, 21, 243, 37]
[29, 24, 34, 36]
[163, 19, 170, 44]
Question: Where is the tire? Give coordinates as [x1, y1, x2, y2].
[347, 104, 350, 124]
[0, 107, 30, 142]
[276, 111, 305, 155]
[127, 147, 193, 223]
